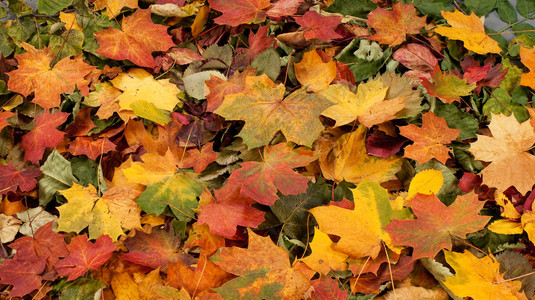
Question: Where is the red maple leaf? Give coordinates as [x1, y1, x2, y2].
[10, 221, 68, 272]
[384, 193, 490, 259]
[461, 56, 508, 94]
[366, 2, 426, 46]
[0, 111, 14, 131]
[0, 246, 46, 297]
[68, 137, 116, 160]
[94, 9, 175, 68]
[121, 227, 195, 271]
[0, 163, 41, 195]
[55, 234, 115, 281]
[227, 143, 316, 206]
[295, 11, 342, 42]
[311, 276, 348, 300]
[237, 25, 276, 63]
[197, 183, 265, 238]
[20, 111, 69, 164]
[205, 67, 256, 112]
[209, 0, 270, 26]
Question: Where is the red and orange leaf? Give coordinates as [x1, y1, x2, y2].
[241, 25, 276, 63]
[294, 11, 342, 42]
[167, 253, 233, 295]
[68, 137, 116, 160]
[55, 234, 115, 281]
[205, 67, 256, 112]
[0, 163, 41, 195]
[0, 111, 14, 131]
[179, 142, 217, 173]
[10, 221, 68, 271]
[310, 276, 348, 300]
[421, 66, 476, 103]
[0, 246, 46, 298]
[227, 143, 316, 206]
[349, 255, 414, 295]
[210, 229, 311, 299]
[197, 183, 265, 238]
[398, 111, 460, 164]
[20, 111, 69, 164]
[94, 9, 175, 68]
[7, 43, 95, 109]
[93, 0, 138, 19]
[183, 223, 225, 256]
[208, 0, 270, 26]
[63, 107, 96, 136]
[520, 45, 535, 89]
[121, 227, 194, 271]
[366, 2, 426, 46]
[384, 193, 490, 259]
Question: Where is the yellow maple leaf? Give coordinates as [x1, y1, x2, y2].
[435, 9, 502, 55]
[321, 79, 405, 128]
[294, 50, 336, 92]
[443, 250, 527, 300]
[406, 169, 443, 201]
[300, 228, 348, 274]
[318, 125, 402, 185]
[59, 12, 83, 31]
[122, 149, 179, 186]
[520, 45, 535, 89]
[469, 113, 535, 194]
[93, 0, 138, 19]
[57, 183, 123, 241]
[309, 181, 395, 259]
[111, 68, 181, 123]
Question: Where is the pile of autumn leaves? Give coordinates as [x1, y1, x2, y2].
[1, 0, 535, 299]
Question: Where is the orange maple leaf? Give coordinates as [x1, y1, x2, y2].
[94, 9, 175, 68]
[7, 43, 95, 109]
[399, 111, 460, 164]
[366, 2, 426, 46]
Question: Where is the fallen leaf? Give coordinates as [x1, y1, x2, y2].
[93, 0, 138, 18]
[385, 193, 490, 259]
[20, 111, 69, 164]
[469, 113, 535, 194]
[68, 137, 116, 160]
[214, 74, 333, 148]
[300, 228, 348, 275]
[210, 228, 311, 300]
[95, 9, 175, 68]
[208, 0, 270, 26]
[294, 50, 336, 92]
[398, 111, 460, 164]
[294, 11, 342, 42]
[179, 142, 218, 173]
[421, 66, 476, 103]
[0, 213, 21, 243]
[205, 68, 256, 112]
[0, 245, 46, 297]
[366, 2, 426, 46]
[7, 43, 95, 109]
[435, 9, 502, 54]
[520, 45, 535, 90]
[55, 234, 115, 281]
[0, 163, 41, 195]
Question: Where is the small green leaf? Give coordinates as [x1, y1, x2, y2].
[38, 0, 74, 15]
[39, 150, 78, 205]
[251, 48, 281, 82]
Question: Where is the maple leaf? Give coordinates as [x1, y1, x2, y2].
[294, 11, 342, 42]
[461, 56, 508, 94]
[168, 253, 232, 295]
[469, 113, 535, 194]
[384, 193, 490, 259]
[208, 0, 270, 26]
[520, 45, 535, 90]
[318, 125, 402, 185]
[93, 0, 138, 18]
[55, 234, 115, 281]
[398, 111, 460, 164]
[184, 223, 225, 256]
[178, 142, 218, 173]
[205, 67, 256, 112]
[20, 111, 69, 164]
[10, 221, 68, 271]
[57, 183, 124, 241]
[366, 130, 407, 158]
[84, 82, 122, 119]
[421, 66, 476, 103]
[310, 276, 348, 300]
[68, 137, 116, 160]
[197, 183, 265, 237]
[7, 43, 95, 109]
[294, 50, 336, 92]
[309, 181, 394, 259]
[321, 79, 405, 128]
[392, 43, 437, 79]
[122, 150, 179, 186]
[122, 227, 194, 271]
[435, 9, 502, 55]
[0, 246, 46, 297]
[94, 9, 175, 68]
[100, 186, 142, 230]
[210, 228, 311, 299]
[214, 74, 333, 148]
[300, 228, 348, 275]
[442, 250, 526, 300]
[0, 163, 41, 195]
[366, 2, 426, 46]
[226, 143, 316, 206]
